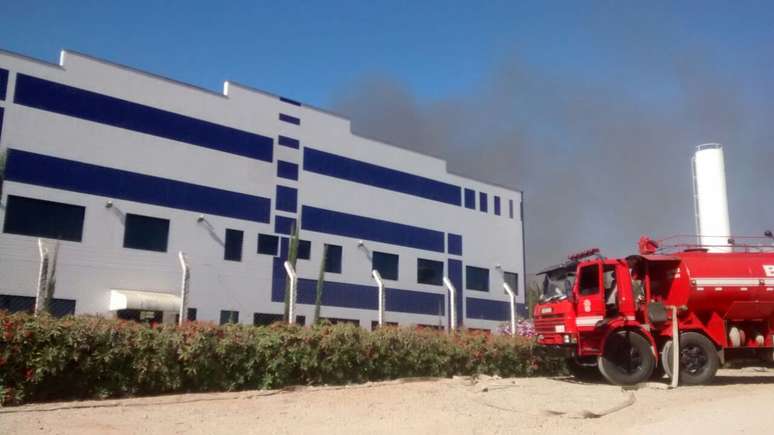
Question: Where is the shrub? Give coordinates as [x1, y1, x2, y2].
[0, 312, 565, 405]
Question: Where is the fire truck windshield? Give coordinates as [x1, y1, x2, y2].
[542, 270, 576, 301]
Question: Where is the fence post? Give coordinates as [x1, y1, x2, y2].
[371, 270, 385, 327]
[503, 282, 517, 336]
[284, 261, 298, 325]
[178, 251, 190, 325]
[443, 277, 457, 332]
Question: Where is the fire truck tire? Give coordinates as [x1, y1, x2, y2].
[566, 358, 601, 381]
[597, 330, 655, 385]
[661, 332, 719, 385]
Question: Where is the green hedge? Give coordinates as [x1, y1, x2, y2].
[0, 312, 564, 405]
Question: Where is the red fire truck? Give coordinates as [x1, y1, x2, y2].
[533, 235, 774, 385]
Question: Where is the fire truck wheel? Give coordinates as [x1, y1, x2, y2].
[597, 330, 655, 385]
[662, 332, 719, 385]
[566, 358, 601, 381]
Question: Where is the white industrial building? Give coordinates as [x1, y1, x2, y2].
[0, 48, 525, 331]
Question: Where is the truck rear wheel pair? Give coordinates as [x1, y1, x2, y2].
[661, 332, 720, 385]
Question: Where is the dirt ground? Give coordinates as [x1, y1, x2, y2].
[2, 368, 774, 435]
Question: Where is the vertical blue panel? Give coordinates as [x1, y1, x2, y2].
[466, 297, 509, 321]
[479, 192, 488, 212]
[13, 74, 273, 161]
[277, 160, 299, 180]
[448, 259, 463, 328]
[494, 196, 501, 215]
[4, 149, 271, 222]
[447, 233, 462, 255]
[275, 185, 298, 212]
[274, 215, 296, 235]
[0, 68, 8, 100]
[464, 188, 476, 209]
[0, 107, 4, 142]
[509, 199, 514, 219]
[278, 135, 300, 149]
[301, 205, 445, 253]
[279, 113, 300, 125]
[304, 147, 462, 206]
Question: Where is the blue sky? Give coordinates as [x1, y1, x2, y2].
[3, 1, 774, 269]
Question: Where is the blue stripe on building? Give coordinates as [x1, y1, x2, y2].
[464, 188, 476, 209]
[304, 147, 462, 206]
[277, 160, 299, 180]
[271, 257, 444, 315]
[0, 68, 8, 100]
[301, 205, 445, 253]
[278, 135, 300, 149]
[448, 259, 463, 328]
[479, 192, 488, 212]
[447, 233, 462, 256]
[279, 113, 300, 125]
[275, 185, 298, 213]
[4, 148, 271, 223]
[13, 74, 273, 162]
[466, 297, 510, 321]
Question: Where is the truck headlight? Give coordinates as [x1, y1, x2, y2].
[563, 334, 570, 344]
[554, 325, 566, 333]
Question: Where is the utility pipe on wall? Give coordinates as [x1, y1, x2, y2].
[178, 251, 190, 326]
[34, 239, 49, 315]
[502, 283, 517, 337]
[371, 270, 385, 327]
[284, 261, 298, 325]
[443, 277, 457, 332]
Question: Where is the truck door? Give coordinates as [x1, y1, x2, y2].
[575, 263, 605, 329]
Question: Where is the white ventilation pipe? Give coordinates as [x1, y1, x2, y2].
[178, 251, 190, 325]
[692, 144, 731, 252]
[284, 261, 298, 325]
[443, 277, 457, 332]
[372, 270, 385, 327]
[503, 283, 517, 337]
[34, 239, 49, 315]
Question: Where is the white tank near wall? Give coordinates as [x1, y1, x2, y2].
[692, 143, 732, 253]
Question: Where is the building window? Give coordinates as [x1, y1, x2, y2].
[417, 258, 444, 285]
[466, 266, 489, 291]
[0, 294, 76, 317]
[3, 195, 85, 242]
[324, 244, 342, 273]
[479, 192, 488, 213]
[373, 251, 399, 280]
[224, 228, 243, 261]
[187, 308, 197, 321]
[297, 239, 311, 260]
[253, 312, 305, 326]
[220, 310, 239, 325]
[123, 213, 170, 252]
[503, 271, 519, 295]
[257, 234, 279, 255]
[464, 188, 476, 209]
[494, 196, 501, 215]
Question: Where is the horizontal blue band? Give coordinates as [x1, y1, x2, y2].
[0, 68, 8, 100]
[279, 113, 300, 125]
[301, 205, 445, 253]
[466, 297, 510, 321]
[13, 74, 273, 162]
[271, 257, 444, 315]
[304, 147, 461, 206]
[5, 149, 271, 222]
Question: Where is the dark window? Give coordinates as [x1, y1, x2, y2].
[3, 195, 85, 242]
[466, 266, 489, 291]
[479, 192, 488, 212]
[123, 213, 169, 252]
[371, 320, 399, 329]
[417, 258, 444, 285]
[321, 317, 358, 325]
[373, 251, 399, 280]
[464, 188, 476, 209]
[504, 271, 519, 295]
[494, 196, 501, 215]
[0, 294, 75, 317]
[187, 307, 197, 321]
[324, 244, 342, 273]
[297, 239, 311, 260]
[279, 113, 300, 125]
[224, 228, 243, 261]
[220, 310, 239, 325]
[579, 265, 600, 296]
[253, 312, 305, 325]
[257, 234, 279, 255]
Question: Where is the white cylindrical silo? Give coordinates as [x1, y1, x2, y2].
[691, 143, 731, 252]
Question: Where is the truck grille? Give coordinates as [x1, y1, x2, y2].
[534, 314, 564, 335]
